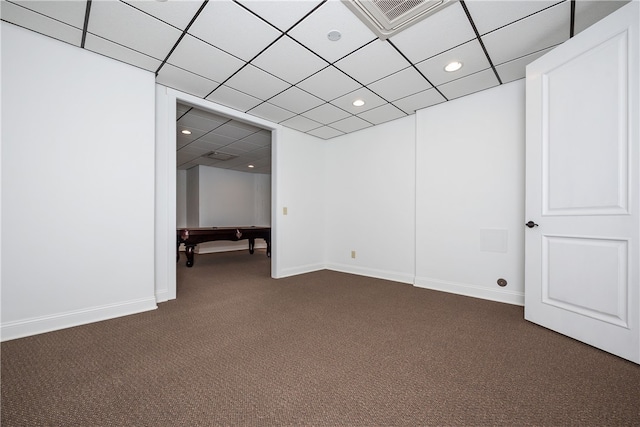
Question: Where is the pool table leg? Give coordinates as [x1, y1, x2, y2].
[185, 245, 195, 267]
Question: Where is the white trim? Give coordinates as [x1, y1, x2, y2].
[414, 276, 524, 306]
[1, 297, 157, 341]
[276, 263, 325, 278]
[195, 242, 269, 255]
[154, 85, 280, 302]
[326, 263, 414, 285]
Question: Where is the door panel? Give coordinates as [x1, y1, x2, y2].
[525, 1, 639, 363]
[544, 30, 629, 215]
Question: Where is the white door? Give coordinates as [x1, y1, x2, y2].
[525, 0, 639, 363]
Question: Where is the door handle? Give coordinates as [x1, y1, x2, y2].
[525, 221, 539, 228]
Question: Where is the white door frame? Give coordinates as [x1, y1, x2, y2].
[154, 86, 280, 302]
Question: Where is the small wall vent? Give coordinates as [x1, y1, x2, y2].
[342, 0, 455, 39]
[204, 151, 237, 161]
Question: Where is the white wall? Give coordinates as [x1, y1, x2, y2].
[176, 169, 187, 227]
[186, 167, 200, 227]
[1, 23, 157, 340]
[325, 116, 416, 284]
[272, 127, 326, 277]
[183, 165, 271, 253]
[415, 80, 526, 304]
[197, 166, 271, 227]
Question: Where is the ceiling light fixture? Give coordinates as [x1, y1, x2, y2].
[181, 129, 192, 135]
[248, 164, 255, 169]
[327, 30, 342, 41]
[444, 61, 463, 72]
[352, 99, 365, 107]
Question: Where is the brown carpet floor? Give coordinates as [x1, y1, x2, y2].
[2, 250, 639, 426]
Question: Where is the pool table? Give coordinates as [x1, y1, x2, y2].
[177, 226, 271, 267]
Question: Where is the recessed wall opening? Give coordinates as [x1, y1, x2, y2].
[169, 97, 274, 292]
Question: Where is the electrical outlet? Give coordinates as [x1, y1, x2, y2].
[351, 250, 356, 259]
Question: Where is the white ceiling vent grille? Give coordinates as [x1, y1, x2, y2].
[343, 0, 455, 39]
[204, 151, 237, 161]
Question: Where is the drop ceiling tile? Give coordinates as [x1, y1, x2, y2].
[178, 113, 226, 133]
[334, 40, 409, 85]
[225, 140, 263, 152]
[84, 34, 162, 73]
[242, 150, 270, 163]
[189, 140, 227, 152]
[177, 151, 198, 165]
[156, 63, 219, 98]
[177, 160, 199, 170]
[415, 39, 490, 87]
[247, 103, 297, 123]
[213, 145, 245, 156]
[206, 85, 263, 112]
[176, 126, 207, 141]
[268, 87, 325, 114]
[179, 145, 212, 157]
[389, 2, 476, 63]
[464, 1, 561, 35]
[238, 0, 322, 32]
[177, 103, 191, 116]
[437, 68, 500, 100]
[188, 0, 281, 61]
[296, 66, 362, 102]
[9, 0, 87, 29]
[124, 0, 205, 29]
[211, 122, 257, 140]
[482, 1, 570, 66]
[307, 126, 345, 139]
[1, 2, 83, 46]
[167, 34, 245, 83]
[496, 46, 555, 84]
[367, 67, 432, 102]
[225, 64, 290, 100]
[357, 103, 407, 126]
[190, 107, 233, 122]
[288, 0, 377, 63]
[574, 0, 630, 34]
[280, 116, 323, 133]
[242, 130, 272, 147]
[392, 88, 446, 114]
[302, 103, 351, 124]
[252, 36, 328, 84]
[88, 0, 182, 61]
[330, 116, 373, 133]
[198, 132, 237, 146]
[177, 133, 205, 149]
[331, 87, 386, 114]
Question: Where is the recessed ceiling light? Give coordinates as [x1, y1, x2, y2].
[352, 99, 365, 107]
[181, 129, 191, 135]
[444, 61, 463, 72]
[327, 30, 342, 41]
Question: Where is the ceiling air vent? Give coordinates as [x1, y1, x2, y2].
[342, 0, 455, 39]
[204, 151, 237, 161]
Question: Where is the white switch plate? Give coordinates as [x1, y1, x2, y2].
[351, 250, 356, 259]
[283, 207, 288, 215]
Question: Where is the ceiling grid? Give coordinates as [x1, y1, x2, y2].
[1, 0, 629, 173]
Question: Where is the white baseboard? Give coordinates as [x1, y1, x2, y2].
[414, 276, 524, 306]
[155, 289, 171, 303]
[325, 263, 414, 285]
[274, 263, 325, 278]
[196, 242, 268, 254]
[1, 297, 157, 342]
